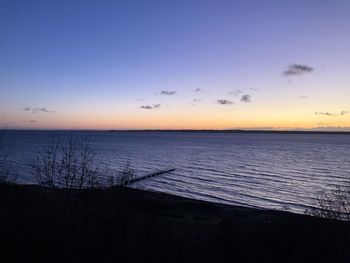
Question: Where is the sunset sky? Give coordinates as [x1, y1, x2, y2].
[1, 0, 350, 130]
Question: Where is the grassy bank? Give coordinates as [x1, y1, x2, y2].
[1, 182, 350, 262]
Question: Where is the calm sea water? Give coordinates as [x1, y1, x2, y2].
[2, 130, 350, 214]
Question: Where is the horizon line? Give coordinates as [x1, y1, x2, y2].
[3, 128, 350, 134]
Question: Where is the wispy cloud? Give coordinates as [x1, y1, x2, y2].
[189, 99, 202, 106]
[228, 89, 243, 97]
[229, 88, 258, 97]
[284, 64, 314, 76]
[315, 112, 335, 116]
[298, 96, 309, 99]
[217, 99, 233, 105]
[315, 111, 349, 116]
[249, 87, 259, 92]
[28, 120, 37, 123]
[194, 88, 204, 92]
[140, 105, 152, 109]
[160, 90, 176, 95]
[240, 94, 251, 103]
[140, 104, 161, 110]
[22, 107, 54, 113]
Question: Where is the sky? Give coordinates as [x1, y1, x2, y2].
[1, 0, 350, 130]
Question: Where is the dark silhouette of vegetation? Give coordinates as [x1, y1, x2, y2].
[119, 161, 136, 185]
[105, 161, 136, 187]
[306, 183, 350, 221]
[0, 130, 17, 183]
[32, 135, 135, 189]
[32, 136, 103, 188]
[0, 130, 9, 182]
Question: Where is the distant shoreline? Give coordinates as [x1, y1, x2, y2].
[107, 129, 350, 135]
[4, 129, 350, 135]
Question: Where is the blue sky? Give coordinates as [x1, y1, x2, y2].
[1, 0, 350, 129]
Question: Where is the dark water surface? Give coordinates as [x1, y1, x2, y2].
[2, 130, 350, 214]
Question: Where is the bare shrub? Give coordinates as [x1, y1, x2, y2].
[32, 135, 137, 189]
[306, 182, 350, 221]
[32, 136, 107, 189]
[0, 130, 11, 183]
[118, 161, 136, 186]
[104, 162, 136, 187]
[0, 131, 5, 172]
[32, 138, 59, 187]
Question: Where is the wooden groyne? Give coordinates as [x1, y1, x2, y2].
[126, 168, 175, 185]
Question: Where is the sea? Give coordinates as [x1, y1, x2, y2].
[1, 130, 350, 214]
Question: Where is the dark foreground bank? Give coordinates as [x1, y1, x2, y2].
[1, 183, 350, 262]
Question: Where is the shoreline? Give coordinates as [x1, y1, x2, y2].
[3, 129, 350, 135]
[1, 182, 350, 262]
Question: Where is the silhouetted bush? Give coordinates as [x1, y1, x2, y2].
[306, 183, 350, 221]
[32, 135, 136, 189]
[32, 136, 109, 188]
[0, 130, 11, 182]
[104, 162, 136, 189]
[118, 161, 136, 186]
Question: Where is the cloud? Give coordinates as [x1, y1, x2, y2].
[140, 104, 161, 110]
[315, 112, 335, 116]
[140, 105, 152, 109]
[298, 96, 309, 99]
[160, 90, 176, 95]
[229, 88, 258, 97]
[189, 99, 202, 106]
[217, 99, 233, 105]
[284, 64, 314, 76]
[39, 107, 53, 113]
[228, 89, 243, 96]
[194, 88, 204, 92]
[29, 120, 36, 123]
[22, 107, 54, 113]
[240, 94, 251, 103]
[249, 87, 259, 92]
[315, 111, 349, 116]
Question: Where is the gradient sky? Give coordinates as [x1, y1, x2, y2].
[1, 0, 350, 130]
